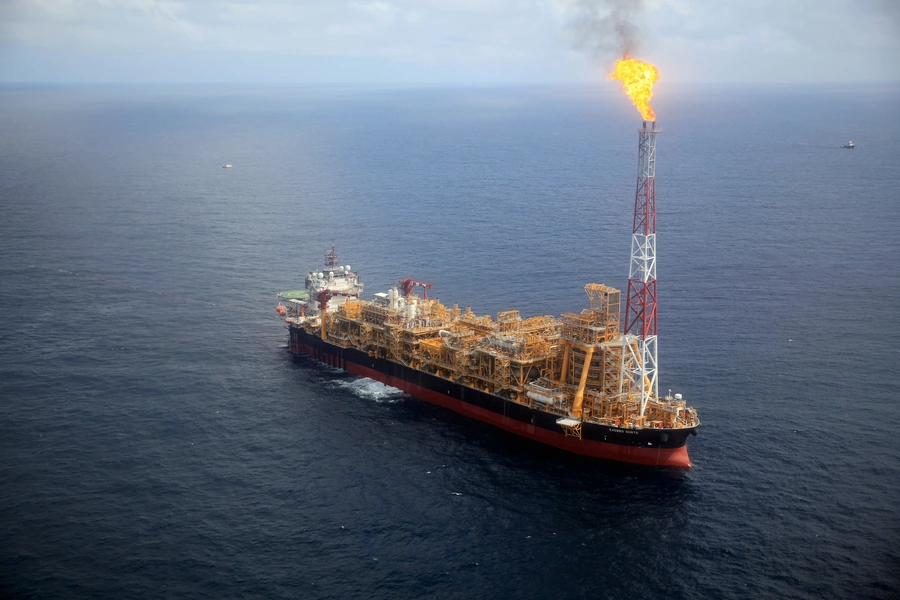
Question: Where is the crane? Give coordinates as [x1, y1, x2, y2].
[398, 278, 432, 298]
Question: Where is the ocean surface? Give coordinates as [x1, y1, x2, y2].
[1, 82, 898, 599]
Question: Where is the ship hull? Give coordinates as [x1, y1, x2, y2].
[289, 325, 696, 467]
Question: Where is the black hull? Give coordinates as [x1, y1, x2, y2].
[289, 325, 697, 466]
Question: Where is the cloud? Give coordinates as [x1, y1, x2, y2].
[641, 0, 899, 82]
[647, 0, 899, 53]
[350, 1, 396, 15]
[1, 0, 202, 48]
[0, 0, 897, 82]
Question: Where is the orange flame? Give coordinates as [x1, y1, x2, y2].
[608, 56, 659, 121]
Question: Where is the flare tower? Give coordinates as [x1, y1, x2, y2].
[621, 121, 659, 417]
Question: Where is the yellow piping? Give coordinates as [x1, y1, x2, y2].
[571, 346, 594, 419]
[558, 344, 570, 384]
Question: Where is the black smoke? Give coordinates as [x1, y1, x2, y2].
[566, 0, 644, 62]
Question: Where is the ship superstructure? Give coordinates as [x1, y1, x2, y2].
[277, 122, 700, 467]
[276, 245, 362, 320]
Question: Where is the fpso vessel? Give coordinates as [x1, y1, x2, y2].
[277, 121, 700, 467]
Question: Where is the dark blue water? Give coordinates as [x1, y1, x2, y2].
[1, 83, 898, 599]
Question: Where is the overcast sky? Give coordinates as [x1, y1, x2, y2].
[1, 0, 898, 84]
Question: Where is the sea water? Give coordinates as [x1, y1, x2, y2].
[1, 83, 898, 599]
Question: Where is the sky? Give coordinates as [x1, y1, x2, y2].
[0, 0, 898, 84]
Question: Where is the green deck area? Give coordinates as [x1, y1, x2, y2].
[278, 290, 309, 300]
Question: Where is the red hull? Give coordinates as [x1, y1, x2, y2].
[299, 342, 692, 468]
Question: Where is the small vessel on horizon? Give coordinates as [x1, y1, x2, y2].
[223, 164, 233, 168]
[842, 141, 855, 149]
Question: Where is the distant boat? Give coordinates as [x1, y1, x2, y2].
[223, 164, 233, 168]
[842, 141, 855, 149]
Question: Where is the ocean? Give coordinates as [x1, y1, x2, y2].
[1, 82, 898, 599]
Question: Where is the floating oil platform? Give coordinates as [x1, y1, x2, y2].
[277, 121, 699, 467]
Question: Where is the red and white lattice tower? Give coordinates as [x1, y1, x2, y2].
[621, 120, 659, 418]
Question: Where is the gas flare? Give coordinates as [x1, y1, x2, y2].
[608, 56, 659, 121]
